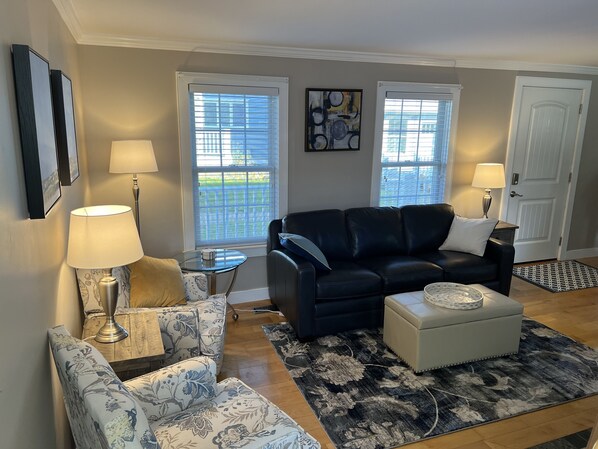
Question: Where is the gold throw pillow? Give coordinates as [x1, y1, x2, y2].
[129, 256, 187, 308]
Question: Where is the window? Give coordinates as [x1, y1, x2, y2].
[177, 73, 288, 251]
[370, 82, 461, 207]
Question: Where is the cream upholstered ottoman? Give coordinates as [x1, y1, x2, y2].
[383, 284, 523, 372]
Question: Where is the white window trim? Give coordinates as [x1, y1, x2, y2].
[176, 72, 289, 254]
[370, 81, 461, 206]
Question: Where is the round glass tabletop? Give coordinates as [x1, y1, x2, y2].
[175, 249, 247, 273]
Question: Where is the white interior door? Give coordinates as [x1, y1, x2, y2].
[505, 82, 585, 263]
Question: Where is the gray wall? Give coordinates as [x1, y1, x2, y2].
[0, 1, 87, 448]
[1, 5, 597, 447]
[77, 46, 598, 291]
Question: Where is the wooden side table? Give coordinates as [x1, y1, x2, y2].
[490, 221, 519, 245]
[82, 311, 165, 380]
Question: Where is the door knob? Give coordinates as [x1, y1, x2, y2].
[510, 190, 523, 198]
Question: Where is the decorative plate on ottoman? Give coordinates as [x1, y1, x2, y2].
[424, 282, 483, 310]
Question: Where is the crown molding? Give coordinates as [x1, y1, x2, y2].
[53, 1, 598, 77]
[78, 34, 459, 67]
[51, 0, 83, 41]
[455, 58, 598, 76]
[75, 34, 598, 75]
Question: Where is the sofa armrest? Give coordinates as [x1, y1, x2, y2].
[124, 357, 217, 421]
[183, 271, 209, 301]
[267, 249, 317, 340]
[484, 238, 515, 295]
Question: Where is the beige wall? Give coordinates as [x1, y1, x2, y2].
[1, 5, 598, 447]
[0, 1, 87, 448]
[77, 46, 598, 291]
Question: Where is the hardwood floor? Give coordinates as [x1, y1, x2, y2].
[218, 257, 598, 449]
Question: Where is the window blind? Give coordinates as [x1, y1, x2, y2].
[189, 84, 280, 245]
[378, 93, 453, 207]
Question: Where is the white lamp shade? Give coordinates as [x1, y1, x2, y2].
[472, 163, 506, 189]
[67, 205, 144, 269]
[109, 140, 158, 174]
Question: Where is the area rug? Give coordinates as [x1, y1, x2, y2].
[513, 260, 598, 292]
[263, 319, 598, 449]
[528, 429, 591, 449]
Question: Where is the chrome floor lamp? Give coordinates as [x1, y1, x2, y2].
[109, 140, 158, 233]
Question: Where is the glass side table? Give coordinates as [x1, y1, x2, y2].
[175, 248, 247, 320]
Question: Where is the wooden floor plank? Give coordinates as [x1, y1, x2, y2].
[219, 257, 598, 449]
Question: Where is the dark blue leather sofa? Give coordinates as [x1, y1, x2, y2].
[266, 204, 515, 340]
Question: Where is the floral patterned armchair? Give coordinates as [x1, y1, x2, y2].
[76, 266, 226, 373]
[49, 326, 320, 449]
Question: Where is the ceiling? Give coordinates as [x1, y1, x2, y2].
[53, 0, 598, 73]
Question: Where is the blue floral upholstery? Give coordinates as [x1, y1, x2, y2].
[48, 326, 158, 449]
[49, 326, 320, 449]
[76, 267, 226, 373]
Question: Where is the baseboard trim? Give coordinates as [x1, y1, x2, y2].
[561, 247, 598, 260]
[228, 287, 270, 304]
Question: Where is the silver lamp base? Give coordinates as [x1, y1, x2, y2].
[482, 188, 493, 218]
[95, 318, 128, 343]
[96, 269, 129, 343]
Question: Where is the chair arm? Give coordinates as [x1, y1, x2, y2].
[484, 238, 515, 295]
[267, 249, 317, 340]
[119, 296, 226, 372]
[125, 307, 201, 366]
[194, 294, 227, 372]
[241, 429, 303, 449]
[183, 271, 208, 301]
[214, 377, 321, 449]
[124, 357, 217, 421]
[240, 428, 321, 449]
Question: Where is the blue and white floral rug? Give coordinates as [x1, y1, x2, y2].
[263, 319, 598, 449]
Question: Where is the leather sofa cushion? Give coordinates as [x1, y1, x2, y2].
[315, 295, 383, 319]
[315, 261, 382, 301]
[283, 209, 352, 260]
[359, 256, 444, 294]
[401, 203, 455, 255]
[418, 251, 498, 284]
[346, 207, 407, 259]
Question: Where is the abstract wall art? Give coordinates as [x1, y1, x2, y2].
[51, 69, 80, 185]
[12, 44, 61, 219]
[305, 88, 362, 152]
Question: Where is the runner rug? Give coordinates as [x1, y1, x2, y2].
[513, 260, 598, 292]
[263, 319, 598, 449]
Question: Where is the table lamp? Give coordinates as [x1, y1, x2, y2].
[109, 140, 158, 233]
[67, 205, 144, 343]
[472, 163, 506, 218]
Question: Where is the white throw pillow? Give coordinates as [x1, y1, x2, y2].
[439, 216, 499, 256]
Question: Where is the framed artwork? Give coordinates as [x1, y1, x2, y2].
[305, 88, 362, 152]
[51, 70, 80, 185]
[12, 44, 61, 219]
